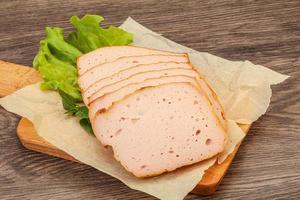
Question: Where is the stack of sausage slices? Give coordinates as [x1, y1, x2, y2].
[77, 46, 227, 177]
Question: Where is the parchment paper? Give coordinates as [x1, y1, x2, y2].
[0, 17, 288, 200]
[120, 17, 289, 124]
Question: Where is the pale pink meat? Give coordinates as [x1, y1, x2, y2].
[92, 83, 227, 177]
[197, 79, 226, 129]
[79, 55, 189, 90]
[81, 62, 192, 105]
[76, 46, 228, 178]
[89, 76, 199, 120]
[87, 68, 199, 104]
[87, 75, 226, 130]
[77, 46, 185, 74]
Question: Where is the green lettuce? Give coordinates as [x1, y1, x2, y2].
[59, 89, 93, 134]
[67, 15, 133, 53]
[33, 15, 133, 134]
[33, 34, 82, 101]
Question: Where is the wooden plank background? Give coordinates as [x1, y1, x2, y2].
[0, 0, 299, 199]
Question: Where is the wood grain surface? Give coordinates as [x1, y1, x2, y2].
[0, 0, 299, 199]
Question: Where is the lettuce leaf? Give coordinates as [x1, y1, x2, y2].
[59, 89, 93, 134]
[33, 33, 82, 101]
[33, 14, 133, 134]
[67, 15, 133, 53]
[45, 27, 82, 65]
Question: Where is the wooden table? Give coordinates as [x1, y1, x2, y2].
[0, 1, 299, 199]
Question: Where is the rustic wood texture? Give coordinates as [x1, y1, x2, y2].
[0, 0, 299, 199]
[17, 118, 77, 162]
[0, 60, 42, 96]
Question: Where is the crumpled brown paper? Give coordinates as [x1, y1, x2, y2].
[0, 17, 288, 200]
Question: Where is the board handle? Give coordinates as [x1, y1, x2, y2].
[0, 60, 42, 97]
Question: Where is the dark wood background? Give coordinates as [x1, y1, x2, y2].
[0, 0, 299, 199]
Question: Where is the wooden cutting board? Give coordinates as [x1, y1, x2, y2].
[0, 60, 250, 195]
